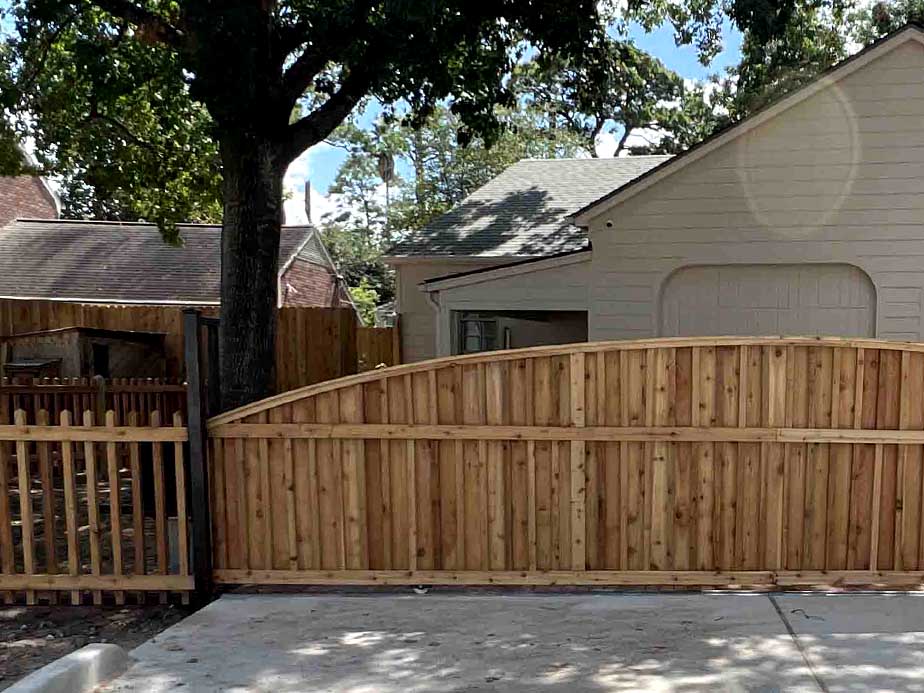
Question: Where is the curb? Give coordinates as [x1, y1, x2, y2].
[6, 643, 132, 693]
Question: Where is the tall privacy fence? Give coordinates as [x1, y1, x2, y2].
[207, 336, 924, 589]
[0, 299, 400, 393]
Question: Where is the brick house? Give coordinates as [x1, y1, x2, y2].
[0, 148, 60, 226]
[0, 218, 357, 314]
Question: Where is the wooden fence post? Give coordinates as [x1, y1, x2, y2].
[203, 317, 221, 418]
[183, 309, 212, 597]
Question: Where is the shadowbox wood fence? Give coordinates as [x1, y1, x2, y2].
[0, 407, 193, 604]
[207, 336, 924, 588]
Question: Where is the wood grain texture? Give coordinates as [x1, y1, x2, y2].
[207, 338, 924, 587]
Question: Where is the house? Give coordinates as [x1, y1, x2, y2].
[386, 24, 924, 360]
[0, 218, 357, 312]
[0, 147, 60, 226]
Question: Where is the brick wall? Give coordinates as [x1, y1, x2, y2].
[0, 176, 58, 226]
[280, 258, 352, 308]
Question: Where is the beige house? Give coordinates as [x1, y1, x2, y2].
[386, 25, 924, 361]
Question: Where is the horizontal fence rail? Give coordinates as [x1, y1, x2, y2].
[207, 336, 924, 588]
[0, 377, 187, 426]
[0, 407, 192, 604]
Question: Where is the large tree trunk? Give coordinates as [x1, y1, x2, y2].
[219, 134, 284, 411]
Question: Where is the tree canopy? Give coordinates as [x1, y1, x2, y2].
[0, 0, 848, 406]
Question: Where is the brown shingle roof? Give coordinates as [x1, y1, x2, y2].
[0, 219, 315, 304]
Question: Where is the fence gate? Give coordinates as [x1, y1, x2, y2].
[207, 337, 924, 588]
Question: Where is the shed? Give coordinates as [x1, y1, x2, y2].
[1, 326, 167, 379]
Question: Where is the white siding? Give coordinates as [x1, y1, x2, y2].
[394, 260, 495, 362]
[587, 39, 924, 342]
[430, 258, 590, 355]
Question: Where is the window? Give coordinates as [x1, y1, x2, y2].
[458, 315, 498, 354]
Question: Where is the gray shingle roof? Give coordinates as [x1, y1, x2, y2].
[387, 156, 671, 258]
[0, 219, 317, 304]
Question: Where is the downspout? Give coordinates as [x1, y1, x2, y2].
[424, 287, 443, 356]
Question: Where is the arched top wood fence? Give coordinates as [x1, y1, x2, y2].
[208, 337, 924, 587]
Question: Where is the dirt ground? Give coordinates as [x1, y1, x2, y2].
[0, 602, 196, 690]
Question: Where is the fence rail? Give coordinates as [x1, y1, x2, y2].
[0, 377, 187, 426]
[207, 336, 924, 588]
[0, 408, 192, 604]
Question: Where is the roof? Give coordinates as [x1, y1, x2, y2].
[13, 143, 61, 216]
[419, 248, 592, 291]
[571, 23, 924, 225]
[0, 219, 316, 304]
[386, 156, 670, 258]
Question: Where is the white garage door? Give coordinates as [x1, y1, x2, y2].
[660, 264, 875, 337]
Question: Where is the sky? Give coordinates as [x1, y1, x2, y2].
[283, 19, 743, 224]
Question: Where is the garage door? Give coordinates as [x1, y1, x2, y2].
[660, 264, 875, 337]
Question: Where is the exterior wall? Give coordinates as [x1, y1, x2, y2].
[394, 260, 499, 362]
[0, 176, 58, 226]
[280, 258, 346, 308]
[586, 39, 924, 343]
[431, 257, 590, 355]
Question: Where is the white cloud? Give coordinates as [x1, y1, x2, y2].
[595, 128, 664, 157]
[283, 183, 342, 226]
[283, 143, 344, 226]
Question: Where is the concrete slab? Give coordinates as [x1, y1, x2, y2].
[99, 593, 816, 692]
[774, 593, 924, 693]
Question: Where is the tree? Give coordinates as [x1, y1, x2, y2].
[724, 3, 847, 119]
[318, 104, 586, 307]
[851, 0, 924, 45]
[514, 37, 693, 156]
[1, 1, 612, 409]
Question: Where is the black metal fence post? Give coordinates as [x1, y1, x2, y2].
[183, 309, 212, 598]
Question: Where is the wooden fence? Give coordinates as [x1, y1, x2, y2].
[207, 336, 924, 588]
[357, 325, 401, 372]
[0, 408, 192, 604]
[0, 299, 399, 391]
[0, 377, 187, 426]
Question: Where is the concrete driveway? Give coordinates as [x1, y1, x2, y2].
[99, 592, 924, 692]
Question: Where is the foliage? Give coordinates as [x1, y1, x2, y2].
[318, 104, 586, 304]
[723, 3, 848, 119]
[851, 0, 924, 44]
[348, 278, 380, 327]
[514, 36, 697, 156]
[0, 5, 222, 233]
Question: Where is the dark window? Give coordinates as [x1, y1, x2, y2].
[458, 315, 498, 354]
[92, 343, 110, 378]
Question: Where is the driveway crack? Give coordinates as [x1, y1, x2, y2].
[767, 594, 829, 693]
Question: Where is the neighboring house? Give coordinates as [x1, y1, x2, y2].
[386, 24, 924, 361]
[0, 147, 60, 226]
[0, 219, 357, 313]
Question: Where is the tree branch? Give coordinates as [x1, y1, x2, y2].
[280, 0, 373, 106]
[282, 70, 371, 164]
[89, 0, 185, 49]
